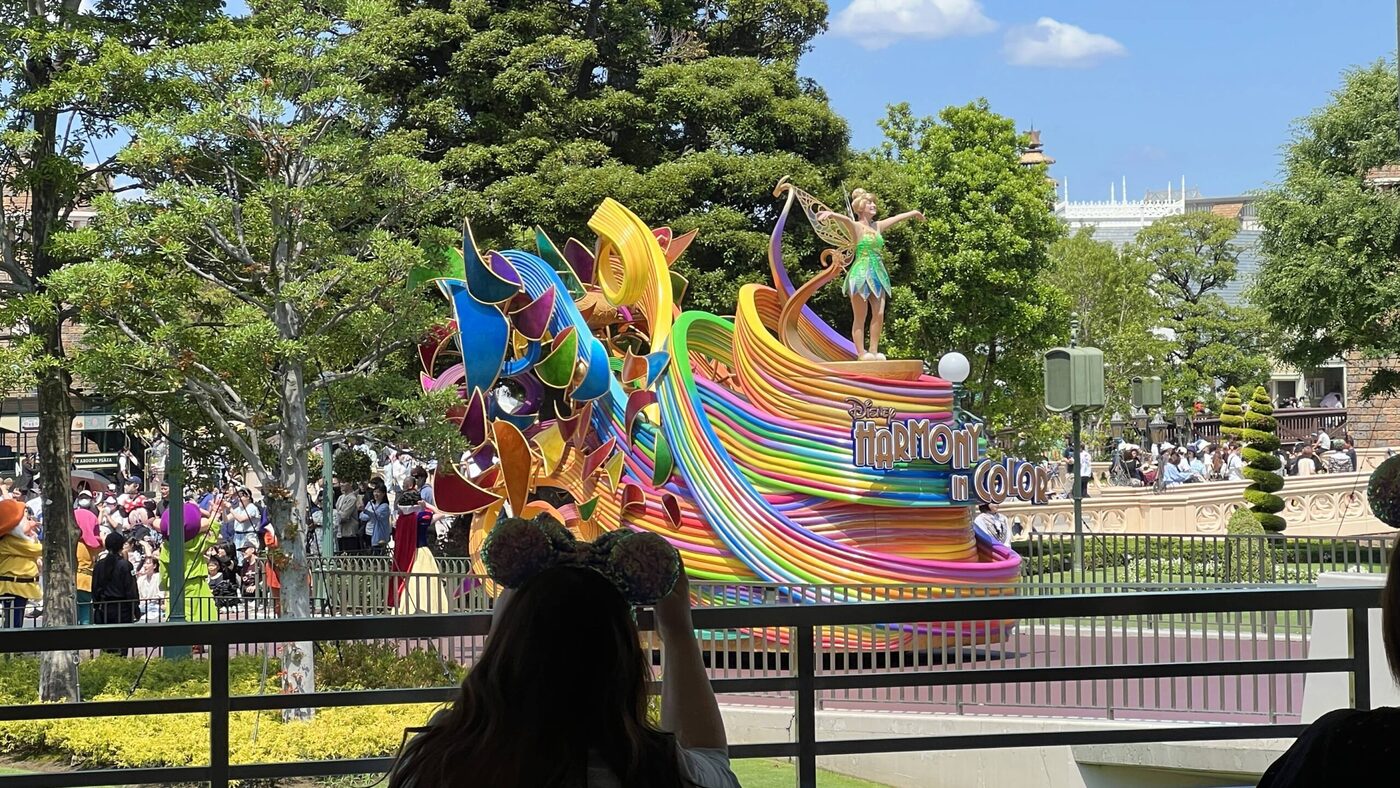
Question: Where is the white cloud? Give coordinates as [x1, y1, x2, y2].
[831, 0, 997, 50]
[1003, 17, 1126, 68]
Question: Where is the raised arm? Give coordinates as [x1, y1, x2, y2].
[656, 566, 727, 750]
[876, 210, 925, 234]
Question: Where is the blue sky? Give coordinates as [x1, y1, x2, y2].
[806, 1, 1397, 199]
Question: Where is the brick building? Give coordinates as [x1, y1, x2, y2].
[1, 188, 136, 479]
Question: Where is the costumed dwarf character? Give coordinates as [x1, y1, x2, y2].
[0, 499, 41, 629]
[159, 502, 216, 622]
[388, 491, 449, 615]
[75, 507, 101, 625]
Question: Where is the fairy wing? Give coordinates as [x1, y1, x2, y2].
[785, 180, 856, 268]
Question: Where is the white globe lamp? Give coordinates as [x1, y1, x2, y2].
[937, 352, 970, 384]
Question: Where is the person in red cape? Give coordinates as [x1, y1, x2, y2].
[388, 491, 447, 614]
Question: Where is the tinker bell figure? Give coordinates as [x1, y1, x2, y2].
[815, 189, 924, 360]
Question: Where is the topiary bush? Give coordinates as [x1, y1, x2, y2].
[1224, 507, 1276, 582]
[333, 448, 374, 485]
[1219, 386, 1245, 442]
[1367, 454, 1400, 528]
[1241, 386, 1286, 532]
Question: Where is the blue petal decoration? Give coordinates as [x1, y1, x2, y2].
[446, 280, 508, 394]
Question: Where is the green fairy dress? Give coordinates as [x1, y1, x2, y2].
[845, 231, 890, 300]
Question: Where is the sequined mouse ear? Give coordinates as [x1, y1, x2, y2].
[594, 530, 680, 605]
[481, 515, 577, 589]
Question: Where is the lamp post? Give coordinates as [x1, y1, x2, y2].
[1132, 406, 1148, 443]
[1149, 411, 1169, 450]
[1109, 413, 1125, 441]
[163, 423, 188, 660]
[1043, 315, 1105, 579]
[1174, 405, 1189, 446]
[938, 352, 971, 426]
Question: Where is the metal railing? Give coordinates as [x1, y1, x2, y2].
[1019, 532, 1393, 585]
[0, 586, 1380, 788]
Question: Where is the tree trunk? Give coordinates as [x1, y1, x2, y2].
[27, 47, 80, 703]
[273, 333, 314, 720]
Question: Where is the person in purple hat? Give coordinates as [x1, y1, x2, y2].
[158, 502, 216, 623]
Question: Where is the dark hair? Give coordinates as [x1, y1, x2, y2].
[103, 532, 125, 554]
[977, 503, 992, 513]
[388, 566, 688, 788]
[1384, 535, 1400, 684]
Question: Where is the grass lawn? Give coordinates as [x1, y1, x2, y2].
[732, 758, 891, 787]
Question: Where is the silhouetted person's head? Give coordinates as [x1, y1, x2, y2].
[389, 565, 687, 787]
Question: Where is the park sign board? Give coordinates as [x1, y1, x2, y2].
[846, 398, 1052, 505]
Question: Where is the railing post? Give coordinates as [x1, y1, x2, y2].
[795, 622, 817, 788]
[1351, 604, 1372, 712]
[210, 637, 230, 788]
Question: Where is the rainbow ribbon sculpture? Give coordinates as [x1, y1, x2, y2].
[413, 183, 1021, 648]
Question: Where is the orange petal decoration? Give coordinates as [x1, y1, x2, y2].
[494, 420, 533, 516]
[663, 229, 698, 266]
[621, 350, 648, 385]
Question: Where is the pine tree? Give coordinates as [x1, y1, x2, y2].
[1219, 386, 1245, 442]
[1240, 386, 1286, 532]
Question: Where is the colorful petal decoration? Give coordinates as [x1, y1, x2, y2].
[460, 388, 488, 448]
[644, 351, 670, 389]
[433, 467, 503, 515]
[494, 420, 534, 517]
[408, 243, 466, 293]
[625, 389, 657, 437]
[651, 430, 674, 487]
[510, 286, 556, 341]
[536, 326, 579, 389]
[534, 422, 569, 477]
[583, 436, 616, 479]
[446, 281, 509, 394]
[463, 221, 520, 305]
[534, 227, 585, 296]
[621, 350, 648, 385]
[577, 496, 600, 522]
[663, 229, 698, 267]
[620, 483, 645, 517]
[487, 250, 523, 288]
[563, 237, 596, 285]
[661, 492, 682, 530]
[603, 451, 625, 493]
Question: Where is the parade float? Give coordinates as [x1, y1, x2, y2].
[411, 181, 1049, 648]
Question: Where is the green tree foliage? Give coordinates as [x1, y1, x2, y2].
[49, 0, 462, 713]
[864, 101, 1067, 436]
[1367, 454, 1400, 528]
[1045, 227, 1170, 422]
[369, 0, 849, 315]
[333, 450, 374, 487]
[1128, 212, 1273, 406]
[1219, 385, 1245, 442]
[1224, 507, 1275, 583]
[0, 0, 219, 704]
[1254, 60, 1400, 398]
[1241, 386, 1286, 532]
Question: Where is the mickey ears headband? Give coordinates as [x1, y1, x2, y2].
[481, 514, 681, 605]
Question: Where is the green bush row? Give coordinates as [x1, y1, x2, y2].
[0, 644, 465, 778]
[1014, 535, 1389, 578]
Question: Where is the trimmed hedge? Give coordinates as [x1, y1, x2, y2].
[1244, 386, 1286, 532]
[1223, 508, 1274, 582]
[0, 645, 463, 778]
[1014, 535, 1383, 581]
